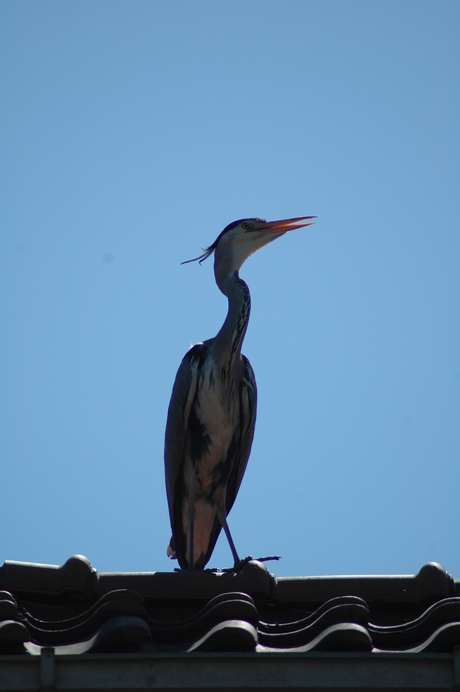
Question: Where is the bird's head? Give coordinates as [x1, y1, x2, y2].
[183, 216, 316, 290]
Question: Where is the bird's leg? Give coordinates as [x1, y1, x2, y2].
[187, 500, 196, 571]
[217, 486, 281, 572]
[221, 515, 240, 566]
[217, 485, 240, 567]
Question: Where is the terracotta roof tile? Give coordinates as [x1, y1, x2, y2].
[1, 556, 459, 655]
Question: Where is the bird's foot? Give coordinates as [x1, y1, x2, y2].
[255, 555, 282, 563]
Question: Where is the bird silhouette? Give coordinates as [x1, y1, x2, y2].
[164, 216, 315, 570]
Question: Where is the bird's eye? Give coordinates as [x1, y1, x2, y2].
[242, 222, 250, 231]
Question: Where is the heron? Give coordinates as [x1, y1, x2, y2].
[164, 216, 316, 570]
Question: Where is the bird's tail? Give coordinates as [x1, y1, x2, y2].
[166, 536, 177, 559]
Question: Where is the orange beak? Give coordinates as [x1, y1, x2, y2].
[262, 215, 316, 234]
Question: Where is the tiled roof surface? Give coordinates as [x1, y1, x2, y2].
[1, 555, 459, 656]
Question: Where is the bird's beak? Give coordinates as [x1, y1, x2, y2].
[262, 216, 316, 234]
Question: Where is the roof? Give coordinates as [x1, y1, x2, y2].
[1, 555, 460, 690]
[1, 554, 459, 655]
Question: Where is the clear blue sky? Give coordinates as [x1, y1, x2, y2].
[1, 1, 459, 578]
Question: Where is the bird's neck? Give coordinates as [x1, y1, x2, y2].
[213, 271, 251, 372]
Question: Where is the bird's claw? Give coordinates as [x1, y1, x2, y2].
[256, 555, 282, 563]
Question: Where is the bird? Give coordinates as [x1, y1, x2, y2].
[164, 216, 316, 571]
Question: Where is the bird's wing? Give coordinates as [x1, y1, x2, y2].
[164, 344, 202, 537]
[226, 354, 258, 514]
[197, 355, 257, 569]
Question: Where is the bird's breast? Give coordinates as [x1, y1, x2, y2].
[189, 359, 237, 487]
